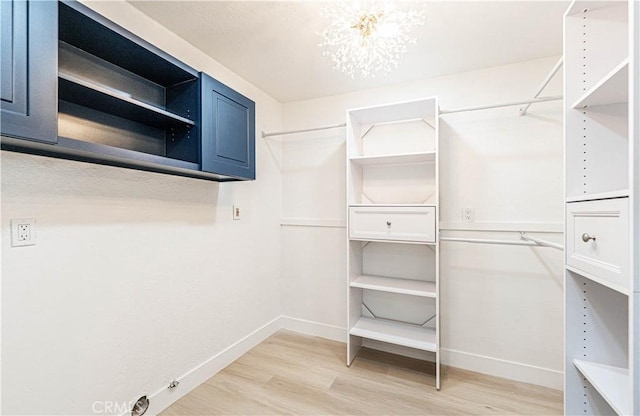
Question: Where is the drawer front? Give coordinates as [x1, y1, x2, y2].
[349, 206, 436, 243]
[566, 198, 629, 290]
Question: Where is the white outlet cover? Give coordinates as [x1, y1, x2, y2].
[233, 205, 241, 220]
[462, 208, 475, 223]
[11, 219, 36, 247]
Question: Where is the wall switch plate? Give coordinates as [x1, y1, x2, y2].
[233, 205, 241, 220]
[11, 219, 36, 247]
[462, 208, 475, 223]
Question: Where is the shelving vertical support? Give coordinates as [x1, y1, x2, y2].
[563, 1, 638, 414]
[631, 1, 640, 415]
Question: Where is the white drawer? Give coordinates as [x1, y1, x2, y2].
[349, 206, 436, 243]
[566, 198, 629, 291]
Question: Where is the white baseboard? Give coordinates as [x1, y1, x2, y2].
[143, 316, 283, 416]
[280, 316, 346, 342]
[442, 348, 563, 390]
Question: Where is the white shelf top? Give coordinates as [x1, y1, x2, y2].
[350, 317, 436, 352]
[566, 266, 631, 297]
[566, 189, 629, 203]
[348, 98, 437, 125]
[349, 204, 436, 207]
[350, 275, 436, 298]
[349, 151, 436, 166]
[573, 359, 631, 415]
[572, 59, 629, 109]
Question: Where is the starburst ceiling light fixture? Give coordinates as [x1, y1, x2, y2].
[320, 1, 425, 79]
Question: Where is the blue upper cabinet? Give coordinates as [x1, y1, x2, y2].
[1, 1, 256, 182]
[201, 73, 256, 180]
[0, 0, 58, 143]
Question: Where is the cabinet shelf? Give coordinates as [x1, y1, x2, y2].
[566, 189, 629, 203]
[350, 275, 436, 298]
[572, 59, 629, 109]
[573, 360, 630, 415]
[350, 317, 436, 352]
[58, 72, 195, 129]
[349, 151, 436, 166]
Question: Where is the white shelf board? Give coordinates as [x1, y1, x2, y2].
[350, 317, 436, 352]
[573, 359, 631, 415]
[565, 1, 624, 17]
[349, 237, 437, 246]
[566, 265, 631, 296]
[349, 204, 436, 208]
[566, 189, 629, 203]
[349, 151, 436, 166]
[572, 59, 629, 108]
[350, 275, 436, 298]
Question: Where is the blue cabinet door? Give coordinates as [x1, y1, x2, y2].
[1, 0, 57, 143]
[200, 73, 255, 180]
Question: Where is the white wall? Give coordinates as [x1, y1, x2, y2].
[280, 56, 565, 389]
[1, 1, 283, 415]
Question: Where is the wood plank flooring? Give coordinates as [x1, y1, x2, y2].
[161, 330, 563, 415]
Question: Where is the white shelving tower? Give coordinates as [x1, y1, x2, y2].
[563, 1, 639, 414]
[345, 98, 441, 389]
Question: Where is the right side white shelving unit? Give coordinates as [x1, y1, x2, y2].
[345, 97, 441, 389]
[564, 1, 639, 414]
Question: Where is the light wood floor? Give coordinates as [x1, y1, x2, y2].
[161, 330, 563, 415]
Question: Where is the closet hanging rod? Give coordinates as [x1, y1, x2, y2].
[441, 233, 564, 251]
[520, 57, 564, 116]
[263, 71, 563, 137]
[520, 233, 564, 251]
[262, 122, 347, 138]
[440, 237, 540, 247]
[439, 96, 562, 115]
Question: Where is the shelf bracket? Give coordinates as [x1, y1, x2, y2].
[420, 314, 437, 326]
[360, 125, 376, 141]
[361, 191, 377, 205]
[361, 302, 378, 319]
[362, 303, 437, 328]
[421, 119, 436, 130]
[421, 192, 436, 204]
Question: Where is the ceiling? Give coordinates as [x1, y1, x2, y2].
[129, 1, 569, 103]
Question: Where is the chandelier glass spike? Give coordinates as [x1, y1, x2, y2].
[320, 1, 425, 78]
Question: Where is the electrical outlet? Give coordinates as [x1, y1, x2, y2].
[11, 219, 36, 247]
[233, 205, 241, 220]
[462, 208, 474, 223]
